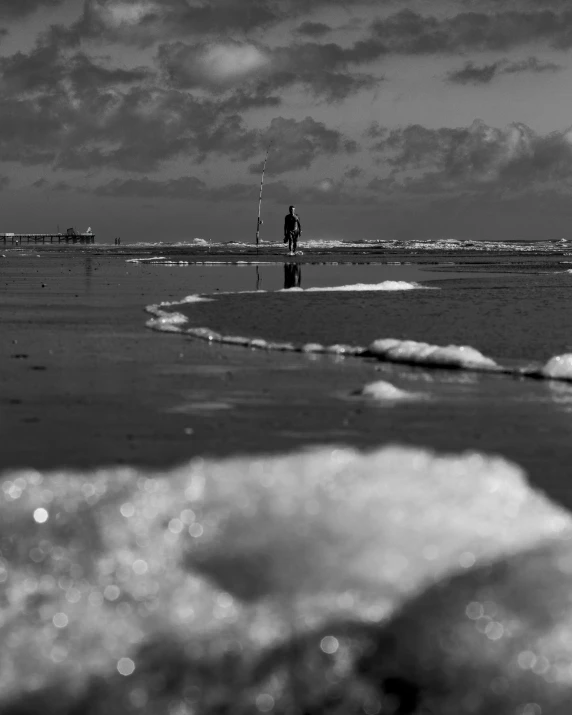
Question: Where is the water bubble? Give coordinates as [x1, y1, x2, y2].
[255, 694, 274, 712]
[180, 509, 196, 525]
[132, 560, 148, 575]
[52, 613, 68, 629]
[33, 508, 49, 524]
[459, 551, 476, 568]
[465, 602, 483, 620]
[88, 591, 104, 607]
[50, 645, 68, 663]
[518, 651, 537, 670]
[485, 621, 504, 641]
[189, 523, 204, 538]
[363, 698, 382, 715]
[320, 636, 339, 655]
[104, 585, 120, 601]
[120, 503, 135, 518]
[117, 657, 136, 676]
[168, 519, 183, 534]
[129, 687, 148, 708]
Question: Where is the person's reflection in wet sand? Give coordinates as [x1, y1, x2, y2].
[284, 262, 302, 289]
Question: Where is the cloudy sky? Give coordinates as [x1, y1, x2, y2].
[3, 0, 572, 242]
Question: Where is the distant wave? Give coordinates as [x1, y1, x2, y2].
[85, 236, 572, 254]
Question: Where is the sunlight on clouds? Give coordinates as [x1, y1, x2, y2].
[317, 179, 335, 192]
[101, 1, 157, 28]
[198, 43, 268, 85]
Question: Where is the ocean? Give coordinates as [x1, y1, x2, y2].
[2, 238, 572, 714]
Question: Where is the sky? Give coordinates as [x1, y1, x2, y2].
[3, 0, 572, 242]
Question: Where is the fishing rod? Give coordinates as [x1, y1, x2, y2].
[255, 142, 272, 248]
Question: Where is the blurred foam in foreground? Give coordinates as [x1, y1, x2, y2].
[2, 447, 572, 714]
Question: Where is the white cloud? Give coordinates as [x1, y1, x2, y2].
[101, 1, 157, 28]
[197, 43, 268, 85]
[316, 178, 335, 191]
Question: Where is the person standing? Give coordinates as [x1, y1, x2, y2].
[284, 205, 302, 255]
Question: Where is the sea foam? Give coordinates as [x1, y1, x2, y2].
[0, 447, 570, 712]
[542, 353, 572, 381]
[281, 281, 425, 292]
[368, 338, 500, 371]
[358, 380, 426, 402]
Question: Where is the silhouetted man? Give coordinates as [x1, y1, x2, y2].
[284, 205, 301, 255]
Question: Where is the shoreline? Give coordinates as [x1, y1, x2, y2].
[0, 248, 571, 514]
[3, 246, 572, 711]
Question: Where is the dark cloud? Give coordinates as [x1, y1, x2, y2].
[91, 176, 294, 203]
[94, 176, 206, 199]
[0, 41, 150, 94]
[249, 116, 358, 175]
[503, 56, 563, 74]
[0, 32, 353, 174]
[371, 8, 572, 54]
[73, 0, 378, 45]
[344, 166, 364, 179]
[0, 43, 62, 93]
[0, 30, 271, 172]
[0, 176, 10, 190]
[295, 21, 332, 38]
[447, 56, 563, 84]
[219, 88, 281, 112]
[446, 61, 501, 85]
[69, 54, 152, 89]
[0, 0, 64, 19]
[364, 122, 389, 152]
[368, 120, 572, 196]
[73, 0, 279, 47]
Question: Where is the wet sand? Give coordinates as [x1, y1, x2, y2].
[4, 246, 572, 714]
[1, 248, 572, 512]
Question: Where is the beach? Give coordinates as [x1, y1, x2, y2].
[3, 240, 572, 713]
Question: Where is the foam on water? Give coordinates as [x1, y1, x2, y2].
[542, 354, 572, 381]
[359, 380, 427, 402]
[0, 445, 570, 712]
[368, 338, 500, 372]
[125, 256, 166, 264]
[280, 281, 424, 292]
[148, 292, 572, 386]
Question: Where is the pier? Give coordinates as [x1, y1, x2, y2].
[0, 232, 95, 244]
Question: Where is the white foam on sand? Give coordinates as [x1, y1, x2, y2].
[147, 294, 572, 385]
[126, 256, 166, 263]
[280, 281, 427, 292]
[145, 296, 502, 372]
[0, 445, 570, 710]
[542, 354, 572, 381]
[146, 295, 212, 332]
[358, 380, 427, 402]
[369, 338, 500, 372]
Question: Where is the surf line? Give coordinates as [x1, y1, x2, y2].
[145, 294, 572, 383]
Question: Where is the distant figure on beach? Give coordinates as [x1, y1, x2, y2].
[284, 262, 302, 289]
[284, 205, 301, 255]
